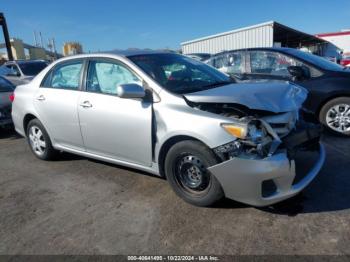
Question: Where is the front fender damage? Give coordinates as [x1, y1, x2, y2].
[209, 124, 326, 207]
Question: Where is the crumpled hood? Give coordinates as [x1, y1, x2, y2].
[184, 81, 308, 113]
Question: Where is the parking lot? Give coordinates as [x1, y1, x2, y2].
[0, 129, 349, 255]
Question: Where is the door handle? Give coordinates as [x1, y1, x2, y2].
[80, 101, 93, 108]
[37, 95, 45, 101]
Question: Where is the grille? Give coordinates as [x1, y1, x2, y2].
[261, 111, 298, 138]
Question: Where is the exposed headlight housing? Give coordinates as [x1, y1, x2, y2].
[218, 120, 278, 160]
[221, 119, 267, 141]
[246, 120, 267, 142]
[221, 123, 248, 139]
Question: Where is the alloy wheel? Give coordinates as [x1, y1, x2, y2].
[325, 103, 350, 133]
[28, 125, 46, 156]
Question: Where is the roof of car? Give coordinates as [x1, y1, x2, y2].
[5, 60, 48, 65]
[211, 47, 295, 57]
[104, 49, 177, 57]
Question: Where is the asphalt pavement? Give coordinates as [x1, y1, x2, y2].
[0, 129, 349, 255]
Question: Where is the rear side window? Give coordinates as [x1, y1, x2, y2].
[0, 77, 14, 92]
[42, 61, 83, 90]
[211, 52, 245, 74]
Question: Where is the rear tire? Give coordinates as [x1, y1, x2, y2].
[26, 119, 57, 160]
[319, 97, 350, 136]
[164, 140, 224, 207]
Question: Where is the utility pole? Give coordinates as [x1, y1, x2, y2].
[39, 32, 44, 48]
[33, 31, 38, 46]
[51, 38, 57, 59]
[0, 12, 14, 61]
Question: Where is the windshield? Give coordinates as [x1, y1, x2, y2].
[0, 76, 14, 92]
[129, 53, 231, 94]
[18, 61, 48, 76]
[284, 49, 344, 71]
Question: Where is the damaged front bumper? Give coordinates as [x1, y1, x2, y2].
[209, 125, 326, 207]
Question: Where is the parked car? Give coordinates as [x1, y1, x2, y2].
[185, 53, 211, 62]
[340, 56, 350, 67]
[0, 65, 12, 76]
[1, 60, 48, 86]
[12, 51, 325, 207]
[207, 48, 350, 136]
[0, 76, 15, 128]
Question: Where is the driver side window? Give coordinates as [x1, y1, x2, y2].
[248, 51, 322, 78]
[249, 51, 294, 76]
[86, 60, 142, 95]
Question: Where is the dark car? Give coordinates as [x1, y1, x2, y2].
[0, 76, 15, 128]
[207, 48, 350, 136]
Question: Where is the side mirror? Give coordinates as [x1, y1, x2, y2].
[116, 83, 145, 99]
[287, 66, 309, 80]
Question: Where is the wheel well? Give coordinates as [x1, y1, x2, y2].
[23, 114, 37, 135]
[158, 135, 203, 177]
[317, 95, 350, 119]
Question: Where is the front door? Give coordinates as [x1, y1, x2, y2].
[78, 59, 152, 166]
[33, 59, 85, 150]
[245, 50, 293, 82]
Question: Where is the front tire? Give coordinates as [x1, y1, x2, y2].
[319, 97, 350, 136]
[164, 140, 224, 207]
[27, 119, 57, 160]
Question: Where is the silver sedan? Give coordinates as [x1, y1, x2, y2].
[11, 51, 325, 207]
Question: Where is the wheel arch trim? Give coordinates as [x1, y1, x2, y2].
[317, 93, 350, 118]
[156, 135, 212, 177]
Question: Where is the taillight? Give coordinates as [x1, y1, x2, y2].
[9, 93, 15, 102]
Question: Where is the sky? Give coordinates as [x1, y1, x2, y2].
[1, 0, 350, 53]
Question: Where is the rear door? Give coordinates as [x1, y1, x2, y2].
[77, 58, 153, 166]
[33, 59, 85, 150]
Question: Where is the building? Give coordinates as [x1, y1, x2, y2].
[0, 38, 61, 60]
[181, 21, 336, 57]
[63, 42, 83, 56]
[316, 30, 350, 56]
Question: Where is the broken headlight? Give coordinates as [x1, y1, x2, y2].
[217, 120, 273, 160]
[221, 119, 267, 141]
